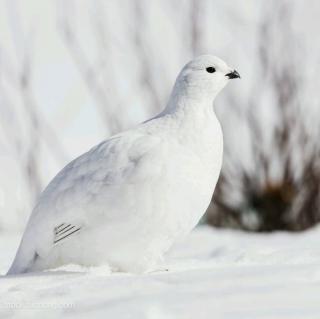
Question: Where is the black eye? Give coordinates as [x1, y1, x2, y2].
[206, 67, 216, 73]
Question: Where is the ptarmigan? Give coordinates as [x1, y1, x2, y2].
[8, 55, 240, 274]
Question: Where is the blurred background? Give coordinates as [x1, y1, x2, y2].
[0, 0, 320, 233]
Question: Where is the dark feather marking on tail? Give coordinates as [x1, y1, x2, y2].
[55, 224, 72, 235]
[55, 223, 66, 231]
[56, 225, 76, 236]
[54, 227, 81, 244]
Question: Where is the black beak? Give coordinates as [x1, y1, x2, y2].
[226, 70, 240, 79]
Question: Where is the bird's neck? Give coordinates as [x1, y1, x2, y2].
[142, 89, 223, 167]
[144, 85, 222, 144]
[159, 90, 223, 169]
[162, 88, 218, 130]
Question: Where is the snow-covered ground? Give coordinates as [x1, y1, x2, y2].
[1, 226, 320, 319]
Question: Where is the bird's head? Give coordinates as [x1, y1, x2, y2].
[174, 55, 240, 101]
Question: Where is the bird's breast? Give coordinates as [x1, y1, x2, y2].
[152, 122, 223, 238]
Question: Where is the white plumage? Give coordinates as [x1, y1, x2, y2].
[8, 55, 239, 274]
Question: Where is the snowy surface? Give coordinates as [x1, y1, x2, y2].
[1, 226, 320, 319]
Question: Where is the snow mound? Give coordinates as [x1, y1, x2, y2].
[1, 226, 320, 318]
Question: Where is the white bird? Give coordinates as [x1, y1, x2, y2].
[8, 55, 240, 274]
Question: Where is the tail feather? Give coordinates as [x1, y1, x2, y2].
[6, 236, 38, 275]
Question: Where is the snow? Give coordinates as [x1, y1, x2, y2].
[1, 226, 320, 318]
